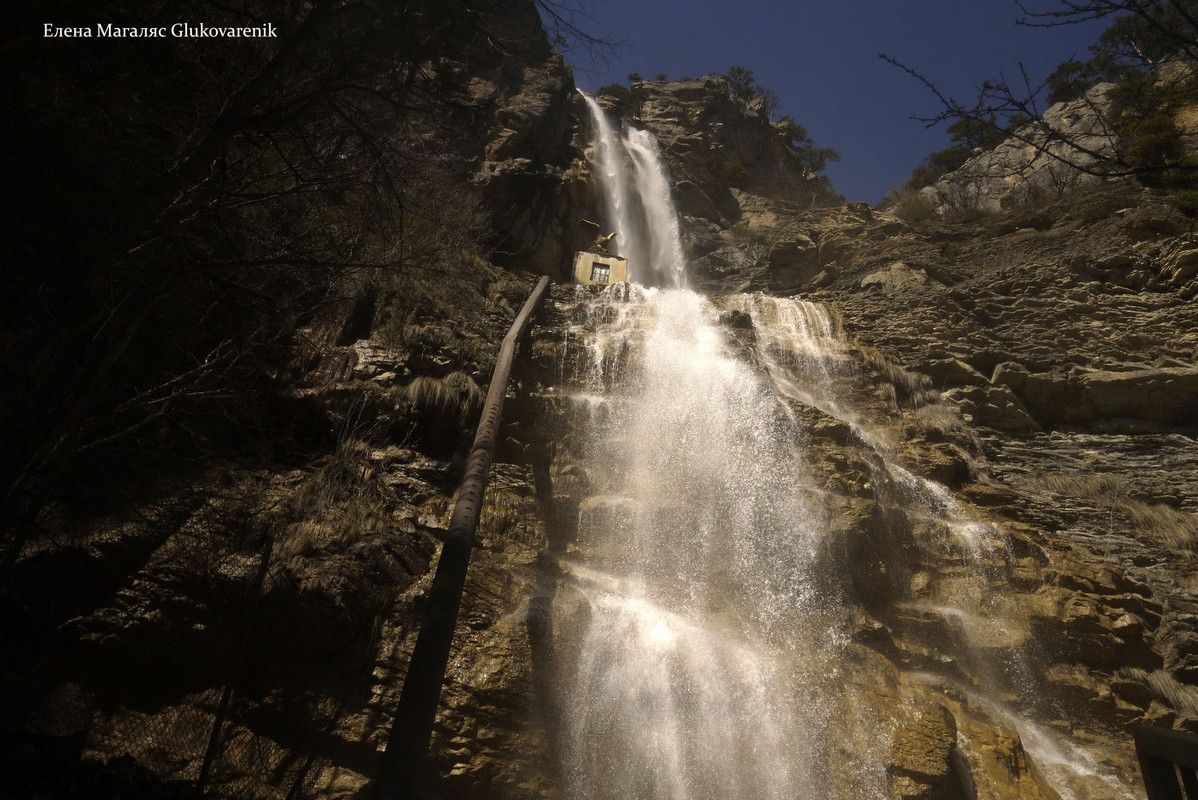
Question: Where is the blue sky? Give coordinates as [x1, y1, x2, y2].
[555, 1, 1111, 204]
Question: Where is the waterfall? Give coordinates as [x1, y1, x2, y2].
[624, 129, 687, 288]
[555, 101, 1140, 800]
[579, 92, 686, 288]
[579, 93, 641, 268]
[557, 286, 887, 800]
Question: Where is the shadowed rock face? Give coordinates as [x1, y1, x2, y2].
[456, 3, 585, 279]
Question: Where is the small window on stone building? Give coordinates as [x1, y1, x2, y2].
[590, 264, 610, 283]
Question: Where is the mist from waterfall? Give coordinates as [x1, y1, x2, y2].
[579, 92, 686, 288]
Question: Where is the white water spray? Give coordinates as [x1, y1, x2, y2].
[625, 128, 687, 287]
[558, 286, 887, 800]
[579, 92, 640, 268]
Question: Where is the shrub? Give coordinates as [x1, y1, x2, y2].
[892, 191, 939, 222]
[596, 82, 645, 119]
[724, 160, 750, 188]
[1168, 188, 1198, 216]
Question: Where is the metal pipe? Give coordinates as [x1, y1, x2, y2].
[374, 275, 551, 799]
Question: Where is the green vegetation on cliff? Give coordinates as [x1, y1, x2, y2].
[599, 67, 840, 187]
[886, 0, 1198, 208]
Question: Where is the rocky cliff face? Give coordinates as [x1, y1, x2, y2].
[741, 184, 1198, 795]
[919, 84, 1121, 214]
[614, 77, 829, 220]
[518, 181, 1197, 799]
[828, 188, 1198, 791]
[582, 76, 843, 291]
[916, 57, 1198, 216]
[458, 1, 587, 277]
[300, 55, 1198, 800]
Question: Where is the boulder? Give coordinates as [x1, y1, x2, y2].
[992, 362, 1198, 428]
[861, 261, 930, 293]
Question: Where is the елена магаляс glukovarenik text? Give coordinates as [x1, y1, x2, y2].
[45, 23, 278, 38]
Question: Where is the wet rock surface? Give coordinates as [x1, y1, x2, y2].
[511, 162, 1195, 798]
[524, 279, 1192, 799]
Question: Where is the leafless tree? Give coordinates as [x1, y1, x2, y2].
[883, 0, 1198, 185]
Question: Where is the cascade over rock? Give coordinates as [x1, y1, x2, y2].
[589, 77, 844, 291]
[512, 79, 1196, 800]
[617, 76, 824, 221]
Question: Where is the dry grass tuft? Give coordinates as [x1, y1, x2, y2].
[1028, 473, 1129, 499]
[912, 402, 971, 437]
[402, 323, 452, 351]
[1026, 473, 1197, 550]
[1123, 501, 1198, 550]
[859, 346, 936, 409]
[271, 439, 394, 560]
[891, 191, 939, 223]
[402, 372, 483, 425]
[1118, 667, 1198, 715]
[477, 488, 539, 543]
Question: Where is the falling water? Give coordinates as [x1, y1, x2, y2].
[557, 107, 1139, 800]
[580, 92, 686, 287]
[558, 114, 889, 796]
[579, 92, 641, 267]
[624, 128, 687, 287]
[558, 286, 888, 800]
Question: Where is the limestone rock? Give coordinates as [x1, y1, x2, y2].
[632, 76, 826, 224]
[888, 701, 958, 782]
[861, 261, 931, 293]
[994, 361, 1198, 427]
[942, 385, 1040, 432]
[921, 84, 1119, 214]
[1161, 244, 1198, 288]
[915, 358, 989, 389]
[459, 9, 583, 278]
[1086, 367, 1198, 425]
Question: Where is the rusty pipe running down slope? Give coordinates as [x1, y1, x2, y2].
[374, 275, 551, 800]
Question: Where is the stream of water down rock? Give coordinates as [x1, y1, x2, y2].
[546, 95, 1139, 800]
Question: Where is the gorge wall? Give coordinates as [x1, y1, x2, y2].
[415, 53, 1198, 798]
[438, 29, 1198, 800]
[2, 2, 1196, 799]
